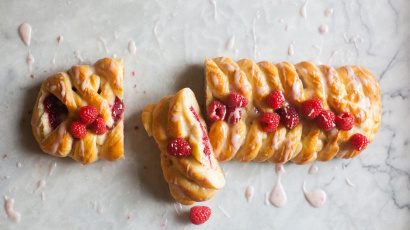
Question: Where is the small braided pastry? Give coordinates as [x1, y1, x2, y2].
[205, 57, 381, 164]
[142, 88, 225, 205]
[31, 57, 124, 164]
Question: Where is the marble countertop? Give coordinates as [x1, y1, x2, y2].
[1, 0, 409, 229]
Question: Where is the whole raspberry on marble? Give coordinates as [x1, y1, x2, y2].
[301, 98, 323, 119]
[190, 206, 211, 225]
[335, 112, 354, 131]
[259, 112, 280, 133]
[225, 107, 242, 125]
[278, 105, 300, 129]
[167, 138, 192, 157]
[227, 92, 247, 108]
[350, 133, 369, 151]
[266, 90, 285, 110]
[316, 110, 335, 131]
[79, 105, 98, 125]
[69, 121, 87, 139]
[208, 100, 227, 121]
[90, 117, 107, 135]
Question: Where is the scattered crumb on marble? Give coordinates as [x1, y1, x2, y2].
[131, 71, 136, 77]
[2, 154, 8, 160]
[134, 125, 139, 131]
[16, 162, 22, 168]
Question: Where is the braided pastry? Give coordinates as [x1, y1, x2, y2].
[205, 57, 381, 164]
[31, 57, 124, 164]
[142, 88, 225, 205]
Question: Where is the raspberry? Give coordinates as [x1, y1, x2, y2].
[167, 138, 191, 157]
[350, 133, 369, 151]
[208, 100, 226, 121]
[316, 110, 335, 131]
[90, 117, 107, 135]
[227, 92, 247, 108]
[259, 112, 280, 133]
[225, 107, 242, 124]
[278, 106, 300, 129]
[69, 121, 87, 139]
[335, 112, 354, 131]
[79, 106, 98, 125]
[266, 90, 285, 110]
[190, 206, 211, 225]
[112, 96, 124, 122]
[301, 99, 323, 119]
[43, 94, 68, 129]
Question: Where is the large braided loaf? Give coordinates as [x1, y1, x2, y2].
[142, 88, 225, 205]
[31, 58, 124, 164]
[205, 57, 381, 164]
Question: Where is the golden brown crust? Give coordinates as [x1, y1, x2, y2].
[205, 57, 381, 164]
[141, 88, 225, 205]
[31, 58, 124, 164]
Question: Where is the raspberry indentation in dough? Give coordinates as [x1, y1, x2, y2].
[111, 96, 124, 122]
[167, 138, 192, 157]
[43, 94, 68, 129]
[208, 100, 227, 121]
[189, 106, 211, 156]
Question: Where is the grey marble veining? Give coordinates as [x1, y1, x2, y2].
[0, 0, 409, 229]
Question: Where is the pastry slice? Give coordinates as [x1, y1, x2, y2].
[142, 88, 225, 205]
[205, 57, 381, 164]
[31, 57, 124, 164]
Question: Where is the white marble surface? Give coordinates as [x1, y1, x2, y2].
[1, 0, 409, 229]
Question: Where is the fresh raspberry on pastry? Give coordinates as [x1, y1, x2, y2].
[31, 57, 124, 164]
[141, 88, 225, 205]
[208, 100, 226, 121]
[205, 57, 381, 164]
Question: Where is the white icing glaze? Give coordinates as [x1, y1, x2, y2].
[345, 176, 355, 187]
[308, 165, 319, 174]
[257, 85, 269, 96]
[225, 64, 236, 72]
[57, 35, 63, 45]
[49, 85, 57, 91]
[60, 82, 66, 97]
[288, 42, 295, 56]
[18, 23, 32, 46]
[209, 0, 217, 20]
[41, 192, 46, 201]
[81, 79, 87, 91]
[292, 79, 301, 99]
[48, 161, 57, 176]
[171, 114, 180, 123]
[4, 196, 21, 223]
[211, 73, 219, 86]
[26, 52, 35, 72]
[218, 205, 231, 218]
[231, 133, 242, 152]
[300, 0, 308, 19]
[244, 185, 255, 203]
[319, 24, 329, 35]
[50, 122, 67, 154]
[269, 165, 287, 207]
[74, 50, 83, 62]
[226, 35, 235, 50]
[264, 192, 270, 205]
[36, 179, 46, 191]
[128, 40, 136, 55]
[302, 182, 327, 208]
[173, 202, 182, 216]
[325, 8, 334, 17]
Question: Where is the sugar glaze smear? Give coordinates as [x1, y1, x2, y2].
[269, 164, 287, 207]
[302, 182, 327, 208]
